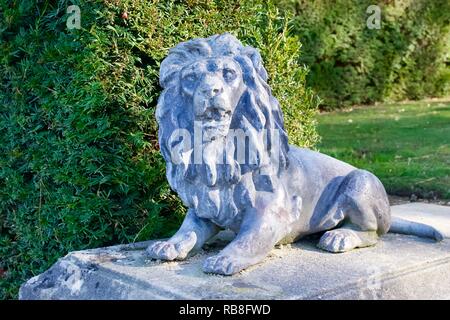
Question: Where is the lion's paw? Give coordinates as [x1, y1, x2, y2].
[317, 229, 362, 253]
[202, 254, 246, 275]
[146, 232, 196, 261]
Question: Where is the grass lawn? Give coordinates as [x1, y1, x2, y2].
[316, 99, 450, 200]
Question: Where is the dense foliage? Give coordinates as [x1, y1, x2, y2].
[280, 0, 450, 109]
[0, 0, 318, 298]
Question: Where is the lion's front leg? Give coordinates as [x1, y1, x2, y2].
[147, 208, 219, 261]
[203, 209, 288, 275]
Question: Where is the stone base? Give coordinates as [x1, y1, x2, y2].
[20, 204, 450, 300]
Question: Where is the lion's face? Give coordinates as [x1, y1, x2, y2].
[157, 33, 290, 201]
[180, 57, 245, 142]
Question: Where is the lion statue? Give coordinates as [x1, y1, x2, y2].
[147, 33, 443, 275]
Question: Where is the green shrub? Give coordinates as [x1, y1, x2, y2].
[279, 0, 450, 109]
[0, 0, 318, 298]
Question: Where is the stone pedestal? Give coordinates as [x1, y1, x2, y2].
[19, 204, 450, 300]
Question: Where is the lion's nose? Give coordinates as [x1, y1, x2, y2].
[199, 76, 223, 98]
[201, 86, 223, 97]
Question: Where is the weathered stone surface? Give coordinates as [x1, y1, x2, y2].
[19, 204, 450, 300]
[149, 32, 427, 276]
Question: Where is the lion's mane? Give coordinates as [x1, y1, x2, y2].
[156, 33, 290, 226]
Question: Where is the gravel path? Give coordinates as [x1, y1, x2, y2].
[388, 195, 450, 207]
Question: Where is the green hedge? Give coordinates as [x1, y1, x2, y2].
[0, 0, 318, 298]
[280, 0, 450, 109]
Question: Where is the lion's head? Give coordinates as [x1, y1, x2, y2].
[156, 33, 289, 222]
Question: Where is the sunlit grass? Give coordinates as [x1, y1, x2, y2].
[317, 100, 450, 199]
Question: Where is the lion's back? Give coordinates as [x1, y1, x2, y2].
[288, 146, 356, 181]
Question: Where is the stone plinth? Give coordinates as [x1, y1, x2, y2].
[20, 204, 450, 300]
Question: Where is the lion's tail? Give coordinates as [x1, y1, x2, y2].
[388, 217, 444, 241]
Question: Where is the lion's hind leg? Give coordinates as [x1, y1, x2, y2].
[317, 169, 390, 253]
[318, 226, 378, 253]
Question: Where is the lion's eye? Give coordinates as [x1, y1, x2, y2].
[222, 68, 237, 82]
[184, 74, 197, 84]
[182, 73, 198, 94]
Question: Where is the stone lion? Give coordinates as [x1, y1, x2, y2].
[147, 33, 443, 275]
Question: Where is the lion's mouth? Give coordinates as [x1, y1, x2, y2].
[199, 106, 232, 140]
[193, 97, 233, 141]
